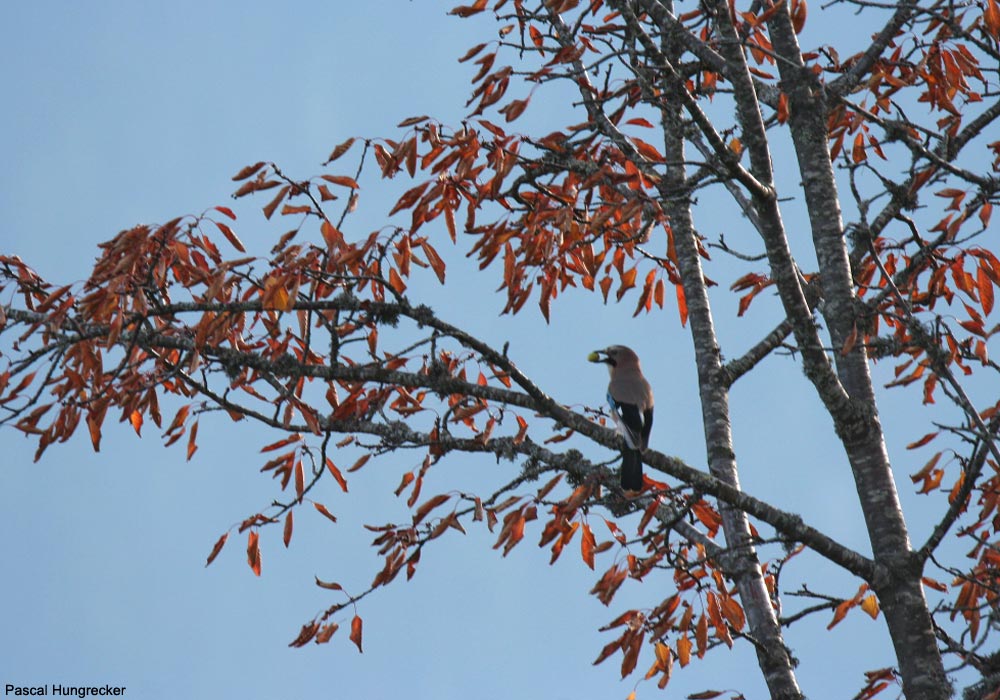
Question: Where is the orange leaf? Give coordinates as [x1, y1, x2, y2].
[288, 621, 319, 648]
[213, 221, 246, 252]
[315, 577, 343, 590]
[294, 460, 305, 501]
[580, 522, 596, 569]
[350, 615, 364, 653]
[322, 174, 360, 189]
[324, 137, 356, 164]
[388, 267, 407, 294]
[283, 511, 294, 548]
[980, 202, 994, 228]
[262, 185, 289, 220]
[841, 324, 859, 356]
[457, 42, 488, 63]
[777, 92, 790, 124]
[449, 0, 488, 17]
[205, 532, 228, 567]
[260, 433, 303, 453]
[348, 454, 372, 472]
[315, 623, 339, 644]
[421, 241, 447, 283]
[695, 614, 708, 657]
[414, 494, 452, 525]
[325, 458, 349, 492]
[528, 24, 545, 48]
[676, 284, 688, 326]
[632, 137, 664, 162]
[676, 635, 692, 667]
[232, 161, 266, 181]
[860, 594, 880, 619]
[985, 0, 1000, 38]
[129, 410, 143, 437]
[852, 132, 867, 163]
[395, 471, 415, 496]
[247, 530, 262, 576]
[906, 431, 939, 449]
[500, 97, 530, 122]
[791, 0, 808, 33]
[186, 420, 199, 461]
[827, 599, 852, 629]
[86, 411, 102, 452]
[313, 502, 338, 523]
[978, 265, 994, 316]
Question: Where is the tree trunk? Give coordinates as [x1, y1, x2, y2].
[766, 9, 951, 698]
[659, 67, 805, 700]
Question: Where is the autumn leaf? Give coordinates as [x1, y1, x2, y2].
[449, 0, 487, 16]
[186, 420, 199, 461]
[231, 161, 266, 181]
[283, 511, 294, 548]
[288, 621, 319, 648]
[414, 494, 452, 525]
[247, 530, 262, 576]
[422, 241, 447, 283]
[324, 138, 356, 164]
[213, 221, 246, 253]
[313, 502, 338, 523]
[985, 0, 1000, 38]
[677, 635, 692, 667]
[791, 0, 808, 33]
[129, 410, 143, 437]
[325, 458, 349, 492]
[861, 594, 880, 619]
[580, 522, 596, 569]
[350, 614, 364, 652]
[841, 324, 859, 356]
[205, 532, 229, 567]
[323, 175, 360, 189]
[978, 265, 994, 316]
[314, 623, 339, 644]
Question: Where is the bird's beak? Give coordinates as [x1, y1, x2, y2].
[588, 350, 607, 363]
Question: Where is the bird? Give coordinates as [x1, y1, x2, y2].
[588, 345, 654, 492]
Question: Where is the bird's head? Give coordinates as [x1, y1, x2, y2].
[588, 345, 641, 369]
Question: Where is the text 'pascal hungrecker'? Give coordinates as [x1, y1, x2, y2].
[5, 685, 126, 698]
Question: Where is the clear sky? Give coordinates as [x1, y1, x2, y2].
[0, 2, 985, 699]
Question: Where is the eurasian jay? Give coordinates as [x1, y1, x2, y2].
[588, 345, 654, 491]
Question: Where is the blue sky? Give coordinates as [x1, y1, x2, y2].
[0, 2, 987, 699]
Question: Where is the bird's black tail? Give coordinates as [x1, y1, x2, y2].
[621, 449, 644, 491]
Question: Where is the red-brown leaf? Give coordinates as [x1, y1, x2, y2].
[414, 494, 452, 525]
[580, 522, 596, 570]
[449, 0, 488, 17]
[213, 221, 246, 253]
[247, 530, 262, 576]
[985, 0, 1000, 38]
[232, 161, 266, 181]
[205, 532, 229, 567]
[313, 502, 338, 523]
[350, 615, 364, 653]
[283, 511, 294, 548]
[324, 138, 356, 165]
[978, 264, 994, 316]
[325, 458, 349, 492]
[421, 241, 447, 283]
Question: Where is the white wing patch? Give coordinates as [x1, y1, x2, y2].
[607, 391, 642, 449]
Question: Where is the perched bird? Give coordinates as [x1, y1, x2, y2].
[588, 345, 654, 491]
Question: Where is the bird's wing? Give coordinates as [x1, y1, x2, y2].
[640, 407, 654, 450]
[607, 392, 644, 450]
